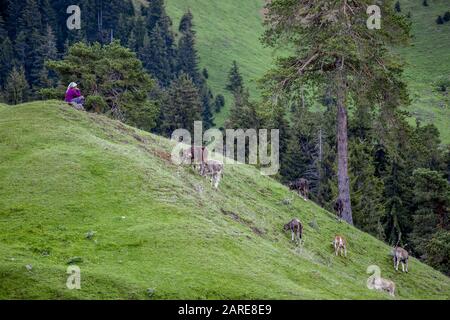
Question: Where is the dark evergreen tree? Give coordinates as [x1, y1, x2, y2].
[422, 0, 429, 7]
[214, 94, 225, 113]
[5, 66, 29, 105]
[178, 9, 194, 33]
[177, 18, 201, 85]
[146, 0, 165, 31]
[5, 0, 25, 39]
[225, 61, 244, 95]
[436, 16, 445, 25]
[425, 230, 450, 275]
[161, 73, 202, 135]
[395, 1, 401, 13]
[410, 169, 449, 258]
[0, 14, 14, 88]
[36, 25, 58, 88]
[141, 23, 174, 87]
[443, 12, 450, 23]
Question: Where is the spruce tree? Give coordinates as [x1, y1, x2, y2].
[422, 0, 429, 7]
[5, 0, 25, 39]
[395, 1, 401, 13]
[225, 61, 244, 95]
[177, 16, 201, 85]
[214, 94, 225, 113]
[15, 0, 46, 90]
[410, 169, 449, 257]
[36, 25, 59, 88]
[162, 73, 202, 135]
[179, 9, 194, 33]
[0, 15, 13, 87]
[262, 0, 411, 224]
[5, 66, 29, 105]
[176, 10, 214, 129]
[349, 141, 386, 239]
[141, 23, 173, 87]
[146, 0, 165, 31]
[436, 16, 445, 25]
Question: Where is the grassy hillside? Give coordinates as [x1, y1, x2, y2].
[398, 0, 450, 142]
[165, 0, 273, 127]
[0, 101, 449, 299]
[160, 0, 450, 140]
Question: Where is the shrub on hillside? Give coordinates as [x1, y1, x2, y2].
[443, 11, 450, 22]
[425, 230, 450, 276]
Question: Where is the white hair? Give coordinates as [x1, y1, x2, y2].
[66, 82, 77, 93]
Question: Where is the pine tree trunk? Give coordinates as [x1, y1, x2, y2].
[336, 73, 353, 225]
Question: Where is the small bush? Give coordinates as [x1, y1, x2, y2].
[436, 16, 444, 25]
[85, 95, 108, 113]
[443, 11, 450, 22]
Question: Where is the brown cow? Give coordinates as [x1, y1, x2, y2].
[334, 198, 344, 218]
[283, 218, 303, 243]
[288, 178, 309, 201]
[333, 235, 347, 257]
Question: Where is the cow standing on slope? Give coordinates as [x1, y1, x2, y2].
[288, 178, 309, 201]
[182, 146, 208, 175]
[283, 218, 303, 244]
[334, 198, 344, 219]
[203, 159, 224, 189]
[392, 245, 409, 273]
[333, 235, 347, 257]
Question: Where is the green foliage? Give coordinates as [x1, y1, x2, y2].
[161, 73, 202, 135]
[444, 12, 450, 22]
[5, 66, 29, 105]
[85, 95, 109, 114]
[214, 94, 225, 113]
[425, 230, 450, 275]
[225, 61, 244, 95]
[410, 168, 449, 257]
[46, 41, 158, 130]
[349, 142, 386, 240]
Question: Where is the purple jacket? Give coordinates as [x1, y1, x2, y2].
[65, 88, 81, 102]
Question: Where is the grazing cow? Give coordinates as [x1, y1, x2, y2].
[283, 218, 303, 243]
[332, 235, 347, 257]
[181, 146, 208, 175]
[392, 245, 409, 273]
[334, 198, 344, 218]
[288, 178, 309, 201]
[203, 159, 224, 189]
[367, 275, 396, 297]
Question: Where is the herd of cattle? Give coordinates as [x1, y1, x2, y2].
[182, 145, 409, 297]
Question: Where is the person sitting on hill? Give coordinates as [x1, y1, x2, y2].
[65, 82, 85, 107]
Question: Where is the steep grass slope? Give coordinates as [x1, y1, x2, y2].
[165, 0, 273, 127]
[161, 0, 450, 140]
[398, 0, 450, 142]
[0, 101, 449, 299]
